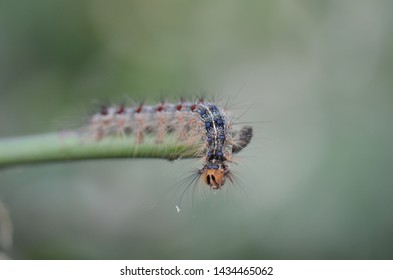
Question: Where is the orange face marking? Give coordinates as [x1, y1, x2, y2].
[203, 167, 226, 190]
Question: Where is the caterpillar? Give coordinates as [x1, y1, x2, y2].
[85, 99, 253, 190]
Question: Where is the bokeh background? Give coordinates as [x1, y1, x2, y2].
[0, 0, 393, 259]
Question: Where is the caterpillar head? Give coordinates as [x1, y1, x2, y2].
[201, 161, 231, 190]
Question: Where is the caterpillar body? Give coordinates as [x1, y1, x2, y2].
[86, 99, 253, 190]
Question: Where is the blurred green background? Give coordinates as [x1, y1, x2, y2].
[0, 0, 393, 259]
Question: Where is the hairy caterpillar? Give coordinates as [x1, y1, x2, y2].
[85, 99, 253, 190]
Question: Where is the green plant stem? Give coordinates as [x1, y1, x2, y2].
[0, 132, 197, 169]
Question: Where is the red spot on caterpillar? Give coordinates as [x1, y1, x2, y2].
[135, 104, 143, 113]
[156, 103, 164, 112]
[190, 104, 196, 111]
[176, 104, 183, 111]
[116, 105, 125, 114]
[100, 106, 108, 115]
